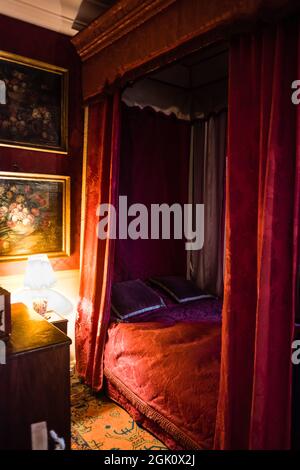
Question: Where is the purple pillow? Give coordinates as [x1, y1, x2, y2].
[111, 279, 165, 320]
[149, 276, 215, 303]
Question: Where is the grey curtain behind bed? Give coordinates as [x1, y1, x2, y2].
[188, 111, 227, 297]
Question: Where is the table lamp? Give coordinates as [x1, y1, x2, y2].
[24, 254, 56, 316]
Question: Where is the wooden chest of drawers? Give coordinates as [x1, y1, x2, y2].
[0, 303, 72, 450]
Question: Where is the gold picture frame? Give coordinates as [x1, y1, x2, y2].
[0, 51, 68, 154]
[0, 172, 70, 261]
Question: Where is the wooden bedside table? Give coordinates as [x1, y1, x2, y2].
[0, 303, 72, 450]
[45, 311, 68, 335]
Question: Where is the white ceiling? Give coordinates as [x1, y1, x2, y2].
[0, 0, 116, 36]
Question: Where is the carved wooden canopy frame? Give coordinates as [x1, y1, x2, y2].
[72, 0, 299, 102]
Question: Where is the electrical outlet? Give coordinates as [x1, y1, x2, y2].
[31, 421, 48, 450]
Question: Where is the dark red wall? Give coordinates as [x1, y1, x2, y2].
[0, 14, 83, 276]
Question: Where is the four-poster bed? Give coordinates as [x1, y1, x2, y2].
[72, 0, 300, 450]
[105, 295, 222, 450]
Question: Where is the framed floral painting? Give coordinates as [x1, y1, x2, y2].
[0, 172, 70, 261]
[0, 51, 68, 153]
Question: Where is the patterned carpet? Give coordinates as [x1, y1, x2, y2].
[71, 374, 167, 450]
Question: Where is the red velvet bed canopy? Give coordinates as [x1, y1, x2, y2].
[72, 0, 300, 450]
[72, 0, 299, 101]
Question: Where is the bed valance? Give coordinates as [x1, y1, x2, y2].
[72, 0, 299, 102]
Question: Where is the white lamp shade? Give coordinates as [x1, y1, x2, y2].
[24, 254, 56, 289]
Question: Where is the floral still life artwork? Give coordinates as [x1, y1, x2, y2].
[0, 51, 68, 153]
[0, 172, 70, 261]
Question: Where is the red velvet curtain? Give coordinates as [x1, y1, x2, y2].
[214, 19, 300, 449]
[76, 92, 121, 391]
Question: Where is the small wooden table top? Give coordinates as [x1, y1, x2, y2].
[7, 303, 71, 358]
